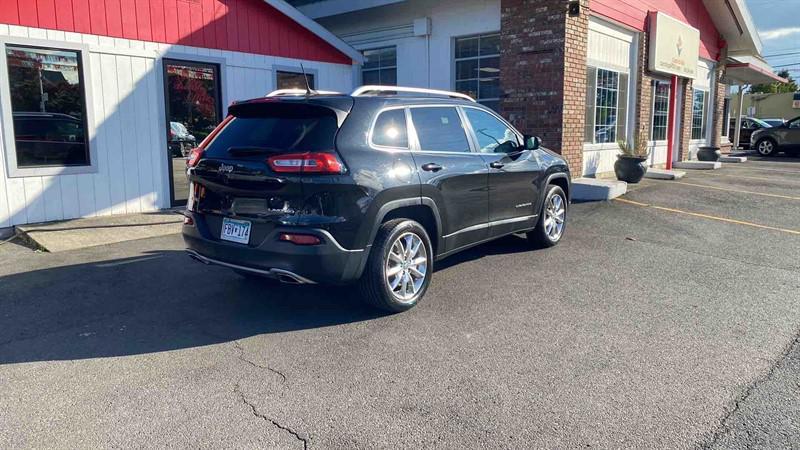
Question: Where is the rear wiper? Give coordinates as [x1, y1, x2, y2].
[227, 146, 283, 155]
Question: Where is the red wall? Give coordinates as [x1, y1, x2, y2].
[591, 0, 723, 61]
[0, 0, 352, 65]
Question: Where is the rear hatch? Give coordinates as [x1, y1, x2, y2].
[187, 98, 352, 246]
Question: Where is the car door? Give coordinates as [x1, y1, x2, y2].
[783, 118, 800, 150]
[408, 106, 489, 255]
[462, 107, 542, 238]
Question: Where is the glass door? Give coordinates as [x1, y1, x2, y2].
[163, 59, 222, 207]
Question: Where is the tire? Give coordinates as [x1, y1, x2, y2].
[527, 184, 568, 248]
[756, 138, 777, 156]
[357, 219, 433, 313]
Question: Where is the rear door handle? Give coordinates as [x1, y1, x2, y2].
[489, 161, 505, 169]
[422, 163, 443, 172]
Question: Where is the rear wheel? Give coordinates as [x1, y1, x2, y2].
[358, 219, 433, 313]
[527, 185, 567, 248]
[756, 138, 777, 156]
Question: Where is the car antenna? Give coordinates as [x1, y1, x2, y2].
[300, 63, 315, 96]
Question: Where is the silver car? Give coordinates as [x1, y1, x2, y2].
[751, 116, 800, 156]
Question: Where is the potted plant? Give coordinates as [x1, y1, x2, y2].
[614, 135, 650, 183]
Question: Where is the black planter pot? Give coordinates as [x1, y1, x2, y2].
[697, 146, 721, 161]
[614, 155, 648, 183]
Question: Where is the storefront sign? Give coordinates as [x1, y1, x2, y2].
[648, 12, 700, 79]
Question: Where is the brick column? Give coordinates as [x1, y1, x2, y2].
[679, 79, 693, 161]
[634, 32, 653, 147]
[711, 68, 731, 152]
[499, 0, 588, 176]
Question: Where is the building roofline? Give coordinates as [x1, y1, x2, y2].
[264, 0, 364, 64]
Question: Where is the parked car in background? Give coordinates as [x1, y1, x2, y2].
[183, 86, 571, 312]
[169, 121, 196, 157]
[728, 117, 771, 148]
[751, 116, 800, 156]
[760, 118, 787, 128]
[12, 112, 88, 167]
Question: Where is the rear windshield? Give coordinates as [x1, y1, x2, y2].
[204, 103, 339, 158]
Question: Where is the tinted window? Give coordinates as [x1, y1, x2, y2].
[6, 45, 89, 167]
[410, 107, 470, 153]
[372, 109, 408, 148]
[464, 108, 518, 153]
[204, 104, 337, 159]
[790, 119, 800, 129]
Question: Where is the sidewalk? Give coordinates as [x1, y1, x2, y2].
[16, 211, 183, 252]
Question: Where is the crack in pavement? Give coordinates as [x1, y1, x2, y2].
[233, 340, 287, 383]
[233, 383, 308, 450]
[700, 330, 800, 449]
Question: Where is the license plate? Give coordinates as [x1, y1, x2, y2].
[221, 218, 252, 244]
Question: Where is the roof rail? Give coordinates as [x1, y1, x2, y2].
[266, 89, 343, 97]
[351, 85, 476, 102]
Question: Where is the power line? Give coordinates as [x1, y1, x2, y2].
[764, 51, 800, 58]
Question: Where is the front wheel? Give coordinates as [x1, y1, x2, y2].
[528, 185, 568, 248]
[358, 219, 433, 313]
[756, 138, 777, 156]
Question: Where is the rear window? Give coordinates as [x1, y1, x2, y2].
[204, 103, 339, 158]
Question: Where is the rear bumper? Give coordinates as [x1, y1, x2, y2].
[182, 212, 368, 285]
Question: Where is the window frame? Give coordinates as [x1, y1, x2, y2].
[405, 105, 478, 154]
[361, 46, 397, 86]
[453, 32, 501, 110]
[650, 79, 671, 143]
[369, 106, 410, 150]
[273, 65, 318, 91]
[691, 88, 708, 141]
[585, 67, 628, 146]
[460, 105, 523, 153]
[721, 97, 730, 138]
[0, 36, 98, 178]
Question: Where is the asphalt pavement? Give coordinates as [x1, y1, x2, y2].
[1, 155, 799, 448]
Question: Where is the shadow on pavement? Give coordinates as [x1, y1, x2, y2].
[0, 250, 386, 364]
[0, 235, 540, 365]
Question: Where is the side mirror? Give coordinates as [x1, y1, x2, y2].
[524, 135, 541, 150]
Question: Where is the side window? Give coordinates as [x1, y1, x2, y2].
[409, 107, 471, 153]
[372, 109, 408, 148]
[464, 108, 519, 153]
[789, 119, 800, 129]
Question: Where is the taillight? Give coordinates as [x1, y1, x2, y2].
[279, 233, 322, 246]
[267, 152, 344, 174]
[187, 147, 204, 167]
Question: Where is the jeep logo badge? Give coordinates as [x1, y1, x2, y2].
[218, 164, 234, 174]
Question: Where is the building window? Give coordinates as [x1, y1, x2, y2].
[584, 67, 628, 144]
[721, 97, 730, 138]
[651, 81, 670, 141]
[691, 89, 708, 140]
[362, 47, 397, 86]
[276, 71, 315, 90]
[454, 33, 500, 111]
[5, 45, 89, 168]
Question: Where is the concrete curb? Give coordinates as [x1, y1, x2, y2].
[644, 168, 686, 180]
[720, 156, 747, 163]
[571, 178, 627, 201]
[673, 161, 722, 170]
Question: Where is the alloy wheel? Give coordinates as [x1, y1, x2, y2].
[385, 232, 428, 302]
[758, 140, 774, 155]
[544, 193, 566, 241]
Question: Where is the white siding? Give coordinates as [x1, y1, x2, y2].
[318, 0, 500, 91]
[0, 25, 354, 227]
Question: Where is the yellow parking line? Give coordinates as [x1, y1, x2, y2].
[694, 172, 800, 184]
[671, 181, 800, 201]
[720, 165, 800, 176]
[614, 198, 800, 236]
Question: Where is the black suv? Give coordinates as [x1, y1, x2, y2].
[183, 87, 571, 312]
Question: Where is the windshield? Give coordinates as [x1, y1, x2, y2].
[750, 118, 771, 128]
[203, 103, 339, 159]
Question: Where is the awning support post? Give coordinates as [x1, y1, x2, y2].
[666, 75, 678, 169]
[733, 85, 747, 150]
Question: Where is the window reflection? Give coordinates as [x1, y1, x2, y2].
[6, 45, 89, 167]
